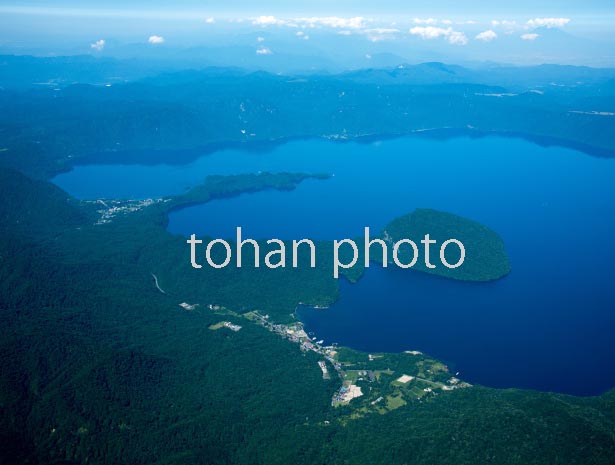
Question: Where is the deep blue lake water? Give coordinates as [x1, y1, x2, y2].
[53, 135, 615, 395]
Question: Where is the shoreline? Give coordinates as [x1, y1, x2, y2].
[56, 127, 615, 177]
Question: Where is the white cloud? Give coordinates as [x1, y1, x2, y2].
[367, 28, 399, 34]
[337, 30, 352, 35]
[409, 26, 468, 45]
[252, 15, 366, 29]
[521, 33, 539, 40]
[413, 18, 437, 25]
[205, 17, 215, 24]
[409, 26, 450, 39]
[253, 15, 279, 26]
[148, 35, 165, 44]
[448, 31, 468, 45]
[90, 39, 105, 51]
[441, 19, 452, 25]
[257, 36, 265, 42]
[475, 30, 497, 42]
[526, 17, 570, 28]
[298, 16, 366, 29]
[256, 47, 272, 55]
[492, 19, 516, 29]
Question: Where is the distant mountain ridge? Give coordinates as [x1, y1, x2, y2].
[1, 56, 615, 180]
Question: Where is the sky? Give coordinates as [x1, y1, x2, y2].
[1, 1, 614, 68]
[3, 0, 615, 15]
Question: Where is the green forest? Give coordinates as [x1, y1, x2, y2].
[1, 164, 615, 464]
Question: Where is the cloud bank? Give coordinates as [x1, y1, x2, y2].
[252, 15, 366, 29]
[526, 17, 570, 28]
[476, 30, 497, 42]
[409, 26, 468, 45]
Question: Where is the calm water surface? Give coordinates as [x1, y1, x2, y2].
[53, 136, 615, 395]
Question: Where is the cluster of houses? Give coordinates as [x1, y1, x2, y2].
[89, 198, 168, 225]
[251, 312, 346, 383]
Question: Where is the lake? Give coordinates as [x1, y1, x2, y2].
[53, 135, 615, 395]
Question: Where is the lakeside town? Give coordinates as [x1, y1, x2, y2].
[176, 292, 472, 414]
[84, 198, 169, 225]
[239, 308, 471, 411]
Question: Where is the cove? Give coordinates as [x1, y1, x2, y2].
[53, 135, 615, 395]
